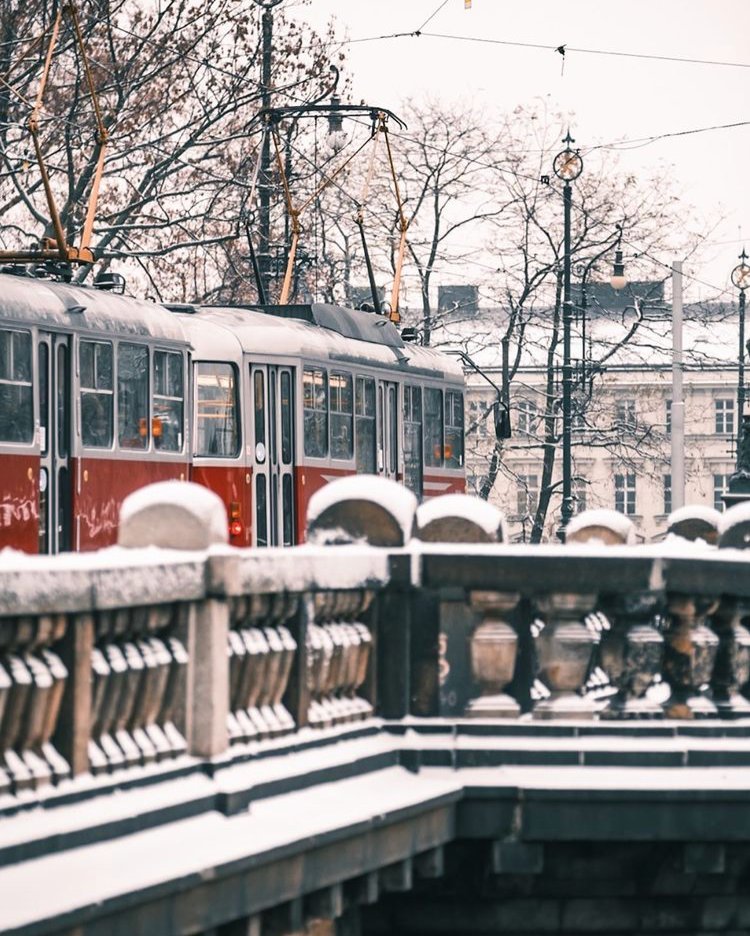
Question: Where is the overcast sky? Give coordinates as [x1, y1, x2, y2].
[293, 0, 749, 302]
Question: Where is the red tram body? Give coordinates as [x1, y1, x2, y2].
[0, 273, 465, 553]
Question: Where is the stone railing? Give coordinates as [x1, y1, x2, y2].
[3, 479, 750, 807]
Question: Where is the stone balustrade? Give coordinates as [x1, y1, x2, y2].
[4, 481, 750, 811]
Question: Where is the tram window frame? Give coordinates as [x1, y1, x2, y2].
[355, 375, 376, 473]
[117, 342, 149, 450]
[330, 370, 354, 461]
[303, 366, 328, 459]
[194, 361, 240, 458]
[0, 328, 33, 444]
[79, 339, 114, 449]
[423, 387, 443, 468]
[444, 389, 464, 469]
[153, 349, 184, 452]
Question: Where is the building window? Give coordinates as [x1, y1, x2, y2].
[665, 400, 672, 436]
[615, 399, 636, 428]
[516, 474, 539, 518]
[714, 473, 732, 511]
[663, 474, 672, 515]
[715, 399, 734, 434]
[573, 477, 587, 513]
[614, 472, 636, 515]
[468, 400, 489, 437]
[467, 471, 488, 496]
[517, 399, 537, 434]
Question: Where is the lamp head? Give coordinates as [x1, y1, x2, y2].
[731, 247, 750, 291]
[610, 248, 627, 291]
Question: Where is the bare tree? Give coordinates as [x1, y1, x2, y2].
[0, 0, 341, 299]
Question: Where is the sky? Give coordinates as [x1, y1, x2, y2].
[293, 0, 750, 303]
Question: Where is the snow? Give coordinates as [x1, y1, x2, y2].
[416, 493, 508, 543]
[566, 509, 636, 545]
[718, 501, 750, 549]
[306, 475, 417, 545]
[119, 480, 228, 549]
[667, 504, 722, 529]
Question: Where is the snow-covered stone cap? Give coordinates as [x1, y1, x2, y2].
[306, 475, 417, 547]
[415, 493, 507, 544]
[118, 480, 228, 550]
[667, 504, 721, 545]
[718, 501, 750, 550]
[565, 509, 636, 546]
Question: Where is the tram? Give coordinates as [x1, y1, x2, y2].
[0, 272, 466, 553]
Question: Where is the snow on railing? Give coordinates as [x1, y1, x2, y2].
[2, 479, 750, 804]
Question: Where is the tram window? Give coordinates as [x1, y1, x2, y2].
[423, 387, 443, 468]
[444, 390, 464, 468]
[195, 362, 239, 457]
[154, 350, 184, 452]
[355, 376, 376, 473]
[330, 371, 353, 461]
[303, 367, 328, 458]
[80, 340, 113, 448]
[282, 474, 293, 546]
[388, 385, 398, 474]
[0, 329, 32, 443]
[403, 385, 423, 495]
[280, 371, 292, 465]
[256, 474, 268, 547]
[253, 370, 266, 461]
[118, 343, 149, 449]
[39, 343, 49, 454]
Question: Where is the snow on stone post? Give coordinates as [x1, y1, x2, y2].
[307, 476, 416, 719]
[415, 494, 519, 719]
[119, 481, 230, 758]
[710, 505, 750, 717]
[667, 505, 722, 546]
[566, 510, 664, 719]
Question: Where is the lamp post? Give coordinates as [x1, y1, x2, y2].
[553, 132, 583, 540]
[731, 249, 750, 461]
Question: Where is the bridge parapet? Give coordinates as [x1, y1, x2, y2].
[4, 482, 750, 935]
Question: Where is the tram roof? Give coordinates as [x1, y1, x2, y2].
[0, 273, 186, 343]
[179, 303, 464, 381]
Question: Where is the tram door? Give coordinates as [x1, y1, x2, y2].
[37, 333, 73, 553]
[377, 380, 399, 480]
[250, 364, 295, 547]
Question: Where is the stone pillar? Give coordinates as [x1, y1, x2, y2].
[119, 481, 229, 758]
[415, 494, 517, 719]
[567, 510, 664, 719]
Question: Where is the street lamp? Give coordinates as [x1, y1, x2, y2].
[731, 248, 750, 461]
[553, 131, 583, 540]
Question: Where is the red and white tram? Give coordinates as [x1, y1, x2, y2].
[0, 272, 465, 553]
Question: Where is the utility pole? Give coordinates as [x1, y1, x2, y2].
[255, 0, 281, 303]
[671, 261, 685, 511]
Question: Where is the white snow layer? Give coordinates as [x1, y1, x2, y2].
[306, 475, 417, 542]
[566, 509, 636, 545]
[118, 480, 228, 549]
[416, 493, 507, 542]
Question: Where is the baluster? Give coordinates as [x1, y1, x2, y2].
[260, 627, 285, 736]
[531, 594, 598, 720]
[246, 628, 272, 738]
[464, 591, 521, 719]
[227, 627, 248, 743]
[351, 621, 373, 719]
[567, 510, 664, 719]
[38, 614, 70, 781]
[0, 616, 34, 791]
[272, 623, 297, 732]
[663, 594, 719, 718]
